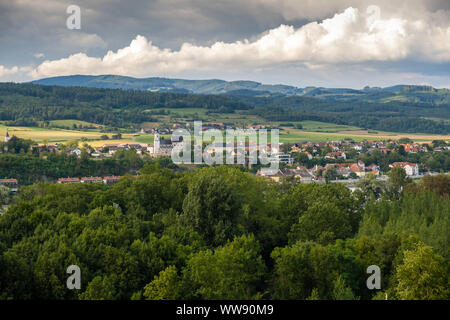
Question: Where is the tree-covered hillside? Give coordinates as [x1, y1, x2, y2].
[0, 82, 449, 134]
[31, 75, 450, 106]
[234, 95, 450, 134]
[0, 83, 247, 128]
[31, 75, 303, 95]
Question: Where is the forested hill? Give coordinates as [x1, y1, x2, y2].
[0, 82, 248, 128]
[32, 75, 450, 106]
[231, 94, 450, 134]
[31, 75, 303, 95]
[0, 82, 449, 134]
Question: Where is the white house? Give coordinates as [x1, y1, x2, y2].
[389, 162, 419, 176]
[66, 148, 82, 157]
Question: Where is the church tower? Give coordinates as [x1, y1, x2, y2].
[5, 129, 10, 142]
[154, 132, 160, 154]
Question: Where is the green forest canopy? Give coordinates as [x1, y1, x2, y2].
[0, 82, 449, 134]
[0, 166, 448, 300]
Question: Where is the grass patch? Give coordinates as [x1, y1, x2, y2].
[48, 119, 104, 129]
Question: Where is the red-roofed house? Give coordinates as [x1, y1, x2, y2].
[81, 177, 103, 184]
[0, 179, 18, 189]
[103, 176, 123, 185]
[325, 151, 346, 160]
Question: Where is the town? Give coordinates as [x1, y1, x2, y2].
[1, 126, 448, 192]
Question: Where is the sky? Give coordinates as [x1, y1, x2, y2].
[0, 0, 450, 88]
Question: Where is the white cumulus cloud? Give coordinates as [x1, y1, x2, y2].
[15, 5, 450, 79]
[0, 65, 33, 81]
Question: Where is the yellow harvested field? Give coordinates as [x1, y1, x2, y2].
[87, 139, 139, 147]
[336, 130, 450, 141]
[283, 128, 450, 143]
[0, 125, 136, 144]
[1, 124, 448, 146]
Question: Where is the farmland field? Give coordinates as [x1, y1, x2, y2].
[279, 127, 450, 143]
[0, 125, 135, 144]
[143, 109, 267, 127]
[278, 121, 361, 132]
[48, 120, 104, 129]
[1, 121, 449, 147]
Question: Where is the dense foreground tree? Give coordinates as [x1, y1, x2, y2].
[394, 243, 449, 300]
[0, 168, 448, 300]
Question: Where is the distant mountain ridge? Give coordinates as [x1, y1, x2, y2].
[31, 75, 303, 95]
[31, 75, 450, 105]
